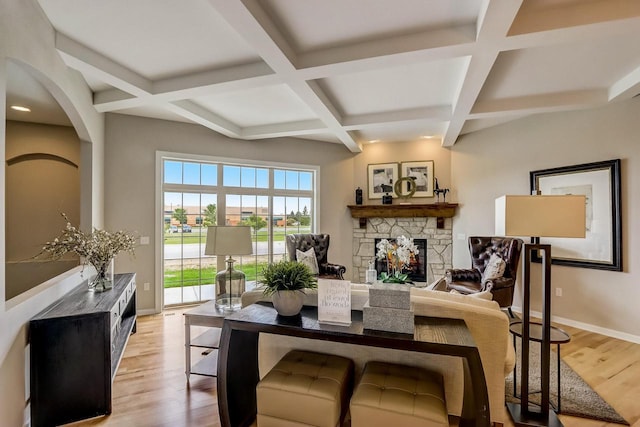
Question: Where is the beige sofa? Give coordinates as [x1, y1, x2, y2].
[241, 284, 515, 426]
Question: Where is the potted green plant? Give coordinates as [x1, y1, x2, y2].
[261, 260, 317, 316]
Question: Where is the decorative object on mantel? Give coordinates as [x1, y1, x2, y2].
[400, 160, 434, 197]
[363, 284, 414, 334]
[375, 236, 419, 284]
[261, 260, 318, 316]
[39, 214, 136, 292]
[433, 178, 450, 203]
[355, 187, 363, 205]
[365, 260, 377, 284]
[382, 192, 393, 204]
[347, 203, 458, 229]
[367, 162, 399, 199]
[393, 176, 416, 204]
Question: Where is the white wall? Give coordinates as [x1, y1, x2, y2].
[451, 97, 640, 340]
[0, 1, 104, 426]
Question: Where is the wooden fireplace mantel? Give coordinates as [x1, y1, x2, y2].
[348, 203, 458, 229]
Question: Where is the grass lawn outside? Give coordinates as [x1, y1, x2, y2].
[163, 227, 311, 245]
[164, 263, 269, 288]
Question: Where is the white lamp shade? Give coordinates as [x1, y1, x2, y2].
[495, 195, 586, 238]
[205, 226, 253, 256]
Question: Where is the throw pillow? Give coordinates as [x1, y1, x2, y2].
[482, 253, 506, 284]
[296, 248, 319, 275]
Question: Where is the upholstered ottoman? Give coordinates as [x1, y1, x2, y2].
[256, 350, 354, 427]
[350, 361, 448, 427]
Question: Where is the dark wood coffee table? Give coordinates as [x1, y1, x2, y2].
[217, 302, 491, 427]
[509, 321, 571, 412]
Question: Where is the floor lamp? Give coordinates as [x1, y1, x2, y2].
[495, 195, 585, 427]
[205, 226, 253, 312]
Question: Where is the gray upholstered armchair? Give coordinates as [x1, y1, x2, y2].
[446, 236, 523, 315]
[285, 234, 346, 279]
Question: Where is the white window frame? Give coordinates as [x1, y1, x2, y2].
[155, 151, 320, 312]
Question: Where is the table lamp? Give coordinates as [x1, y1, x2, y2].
[496, 194, 585, 427]
[205, 226, 253, 312]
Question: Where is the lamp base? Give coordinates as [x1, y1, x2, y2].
[507, 403, 563, 427]
[214, 257, 246, 312]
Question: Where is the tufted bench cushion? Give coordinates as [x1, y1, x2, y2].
[350, 361, 448, 427]
[256, 350, 354, 427]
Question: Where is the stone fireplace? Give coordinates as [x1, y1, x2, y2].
[349, 204, 457, 284]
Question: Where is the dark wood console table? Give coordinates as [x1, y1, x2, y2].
[29, 273, 137, 427]
[217, 303, 490, 427]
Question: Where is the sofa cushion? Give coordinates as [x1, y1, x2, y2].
[450, 289, 493, 300]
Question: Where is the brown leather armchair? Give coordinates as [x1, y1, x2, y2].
[446, 236, 523, 315]
[286, 233, 346, 279]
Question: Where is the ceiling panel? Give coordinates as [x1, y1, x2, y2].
[24, 1, 640, 150]
[5, 61, 72, 126]
[479, 35, 640, 101]
[355, 121, 448, 144]
[319, 57, 468, 116]
[193, 84, 318, 127]
[38, 0, 261, 79]
[261, 0, 482, 52]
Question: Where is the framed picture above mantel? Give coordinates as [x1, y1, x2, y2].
[367, 163, 399, 199]
[530, 159, 621, 271]
[400, 160, 434, 198]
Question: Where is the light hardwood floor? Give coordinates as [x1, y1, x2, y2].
[67, 308, 640, 427]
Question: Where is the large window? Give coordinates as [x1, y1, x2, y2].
[161, 155, 317, 306]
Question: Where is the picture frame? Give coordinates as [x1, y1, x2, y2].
[530, 159, 621, 271]
[400, 161, 434, 197]
[367, 163, 399, 199]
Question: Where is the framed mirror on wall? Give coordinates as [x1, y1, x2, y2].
[530, 159, 622, 271]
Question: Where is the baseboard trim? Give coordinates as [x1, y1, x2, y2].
[511, 306, 640, 344]
[136, 308, 157, 316]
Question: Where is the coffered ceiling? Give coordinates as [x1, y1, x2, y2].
[27, 0, 640, 152]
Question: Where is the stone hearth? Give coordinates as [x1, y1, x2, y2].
[352, 217, 452, 285]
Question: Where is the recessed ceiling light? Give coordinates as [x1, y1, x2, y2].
[11, 105, 31, 112]
[369, 139, 380, 143]
[421, 135, 435, 139]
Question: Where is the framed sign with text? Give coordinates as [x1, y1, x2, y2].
[317, 279, 352, 326]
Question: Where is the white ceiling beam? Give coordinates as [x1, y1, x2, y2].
[152, 62, 276, 96]
[342, 106, 451, 130]
[93, 88, 137, 112]
[207, 0, 361, 152]
[93, 62, 280, 112]
[469, 89, 608, 118]
[241, 119, 328, 139]
[442, 0, 523, 147]
[167, 100, 241, 137]
[296, 25, 476, 73]
[56, 33, 151, 96]
[609, 64, 640, 102]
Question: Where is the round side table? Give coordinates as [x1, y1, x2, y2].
[509, 321, 571, 412]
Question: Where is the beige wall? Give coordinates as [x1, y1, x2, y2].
[1, 1, 105, 426]
[354, 139, 452, 203]
[451, 97, 640, 340]
[104, 113, 356, 311]
[5, 121, 81, 299]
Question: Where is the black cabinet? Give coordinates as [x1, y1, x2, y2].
[29, 273, 137, 427]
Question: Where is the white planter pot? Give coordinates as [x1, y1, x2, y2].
[272, 290, 304, 316]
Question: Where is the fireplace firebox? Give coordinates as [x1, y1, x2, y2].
[374, 238, 427, 283]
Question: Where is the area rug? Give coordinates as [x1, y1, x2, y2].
[506, 339, 629, 425]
